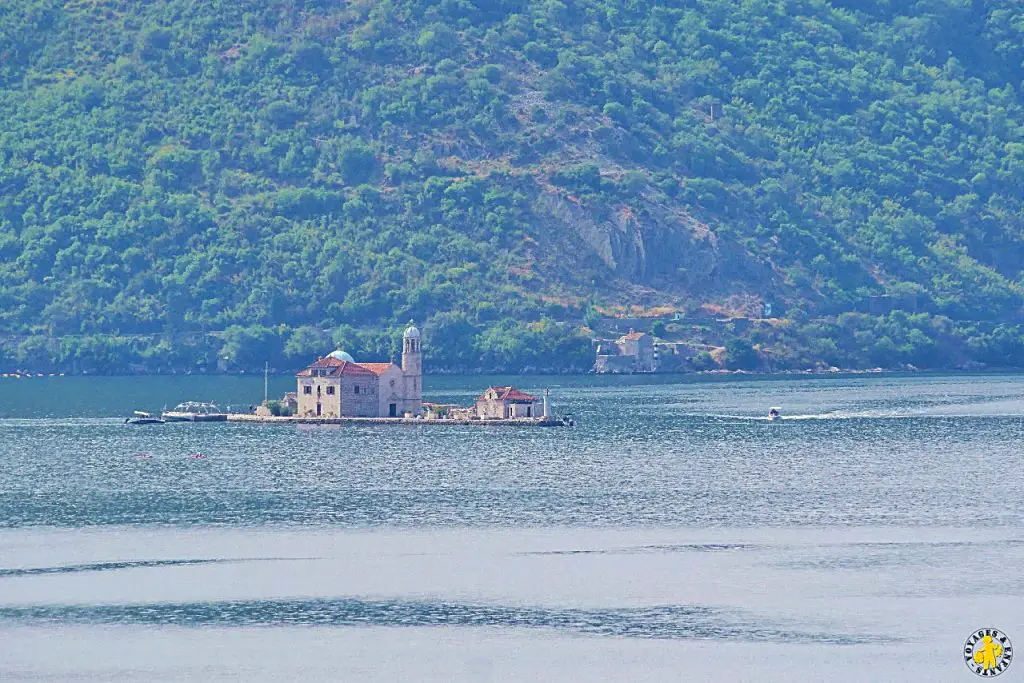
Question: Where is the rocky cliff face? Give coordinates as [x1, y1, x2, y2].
[532, 188, 781, 306]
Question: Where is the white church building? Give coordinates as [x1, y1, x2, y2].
[295, 323, 423, 418]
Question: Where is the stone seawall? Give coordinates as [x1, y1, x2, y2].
[227, 414, 568, 427]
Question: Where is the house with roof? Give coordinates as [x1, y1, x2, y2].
[295, 323, 423, 418]
[593, 328, 656, 373]
[474, 386, 542, 419]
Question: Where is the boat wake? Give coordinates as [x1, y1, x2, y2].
[687, 406, 1024, 421]
[690, 410, 936, 421]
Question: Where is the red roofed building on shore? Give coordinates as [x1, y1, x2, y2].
[295, 323, 423, 417]
[474, 386, 544, 419]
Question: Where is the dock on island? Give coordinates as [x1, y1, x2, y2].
[227, 414, 571, 427]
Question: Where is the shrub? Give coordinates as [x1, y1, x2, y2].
[338, 142, 379, 185]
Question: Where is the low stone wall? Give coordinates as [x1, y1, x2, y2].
[227, 414, 568, 427]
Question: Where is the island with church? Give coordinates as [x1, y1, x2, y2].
[227, 323, 573, 427]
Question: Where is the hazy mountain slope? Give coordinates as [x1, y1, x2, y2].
[1, 0, 1023, 371]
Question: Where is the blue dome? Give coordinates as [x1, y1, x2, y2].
[327, 349, 354, 362]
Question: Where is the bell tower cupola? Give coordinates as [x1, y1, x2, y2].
[401, 322, 423, 410]
[402, 321, 423, 404]
[402, 321, 421, 370]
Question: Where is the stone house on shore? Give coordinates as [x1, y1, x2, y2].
[474, 386, 543, 419]
[594, 329, 656, 373]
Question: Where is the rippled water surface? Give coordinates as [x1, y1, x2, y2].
[1, 373, 1023, 681]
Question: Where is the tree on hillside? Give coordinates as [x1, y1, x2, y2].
[724, 339, 760, 371]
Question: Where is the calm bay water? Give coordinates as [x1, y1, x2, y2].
[1, 373, 1023, 681]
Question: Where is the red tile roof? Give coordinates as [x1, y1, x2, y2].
[356, 362, 400, 376]
[296, 357, 376, 378]
[619, 331, 647, 342]
[476, 386, 537, 402]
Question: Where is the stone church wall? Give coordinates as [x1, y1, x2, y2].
[340, 376, 379, 417]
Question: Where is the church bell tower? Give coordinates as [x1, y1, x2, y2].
[402, 321, 422, 409]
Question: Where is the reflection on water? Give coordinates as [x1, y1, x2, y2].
[0, 598, 881, 644]
[0, 557, 303, 578]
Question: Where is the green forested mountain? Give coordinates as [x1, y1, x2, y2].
[1, 0, 1024, 373]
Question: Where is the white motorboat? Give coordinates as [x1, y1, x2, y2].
[126, 410, 165, 425]
[162, 401, 228, 422]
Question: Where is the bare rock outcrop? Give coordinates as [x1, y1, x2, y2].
[533, 189, 772, 299]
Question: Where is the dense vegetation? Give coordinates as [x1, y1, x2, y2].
[1, 0, 1023, 373]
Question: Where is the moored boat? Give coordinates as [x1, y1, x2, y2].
[126, 410, 165, 425]
[162, 401, 228, 422]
